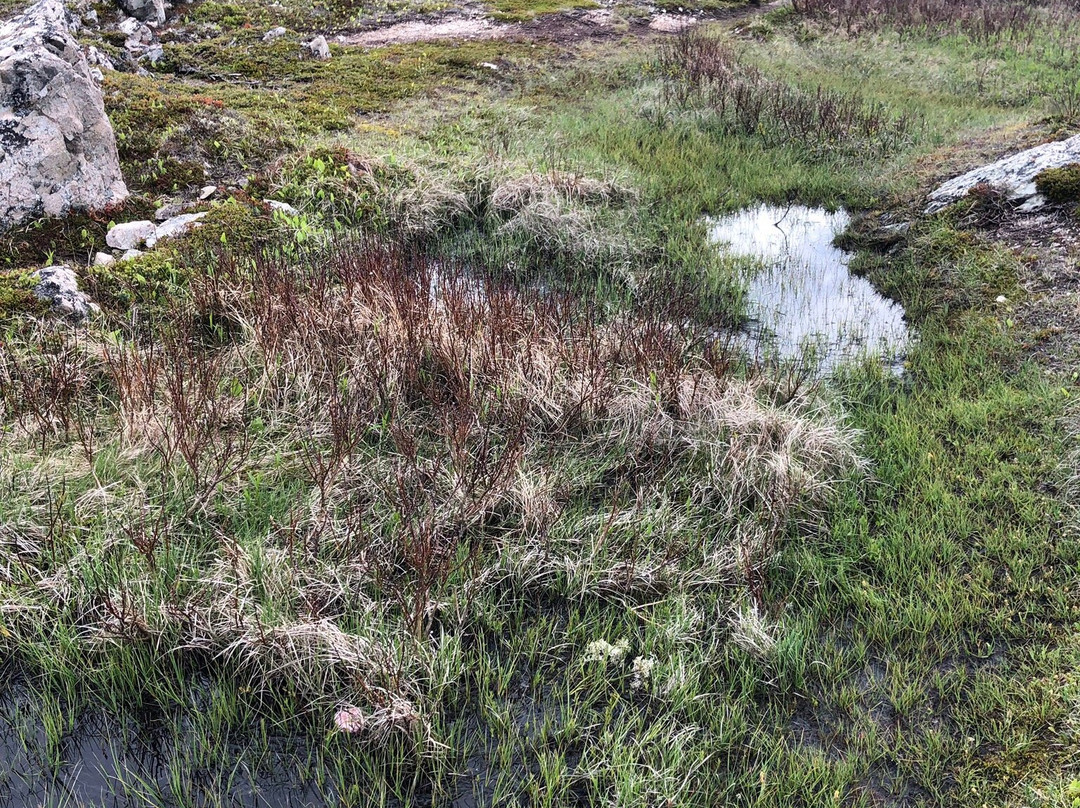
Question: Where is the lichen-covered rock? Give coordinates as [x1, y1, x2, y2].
[926, 134, 1080, 214]
[115, 0, 165, 25]
[33, 264, 96, 319]
[0, 0, 128, 231]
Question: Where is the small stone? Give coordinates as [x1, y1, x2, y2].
[83, 9, 98, 24]
[146, 211, 207, 247]
[121, 249, 144, 261]
[106, 220, 156, 250]
[880, 222, 911, 237]
[995, 295, 1008, 304]
[1017, 195, 1046, 214]
[267, 200, 299, 216]
[300, 35, 331, 60]
[87, 45, 114, 71]
[117, 16, 142, 35]
[142, 43, 164, 64]
[198, 185, 217, 200]
[34, 265, 96, 320]
[93, 252, 115, 267]
[262, 26, 287, 42]
[155, 202, 185, 221]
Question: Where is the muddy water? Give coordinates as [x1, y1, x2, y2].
[0, 688, 324, 808]
[710, 205, 908, 373]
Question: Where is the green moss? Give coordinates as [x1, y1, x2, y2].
[105, 78, 202, 165]
[157, 39, 540, 129]
[1034, 162, 1080, 204]
[186, 0, 252, 27]
[0, 269, 44, 318]
[84, 249, 191, 311]
[487, 0, 597, 21]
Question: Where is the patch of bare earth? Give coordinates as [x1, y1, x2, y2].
[337, 2, 780, 48]
[991, 209, 1080, 373]
[340, 17, 514, 46]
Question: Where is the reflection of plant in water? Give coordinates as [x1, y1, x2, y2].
[711, 205, 909, 374]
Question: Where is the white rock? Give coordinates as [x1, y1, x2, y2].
[1017, 195, 1046, 214]
[146, 211, 207, 247]
[926, 134, 1080, 214]
[198, 185, 216, 200]
[120, 248, 143, 261]
[106, 220, 156, 250]
[86, 45, 113, 70]
[93, 251, 115, 266]
[34, 264, 96, 319]
[124, 23, 154, 50]
[0, 0, 128, 231]
[267, 199, 299, 216]
[262, 26, 287, 42]
[301, 35, 331, 60]
[995, 295, 1008, 304]
[117, 16, 141, 35]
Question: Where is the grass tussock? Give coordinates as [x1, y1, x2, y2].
[268, 146, 645, 270]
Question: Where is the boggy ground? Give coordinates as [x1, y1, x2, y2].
[3, 0, 1080, 806]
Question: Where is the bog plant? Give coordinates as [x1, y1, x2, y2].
[0, 236, 863, 734]
[657, 31, 916, 158]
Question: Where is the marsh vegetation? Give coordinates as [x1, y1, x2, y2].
[2, 0, 1080, 805]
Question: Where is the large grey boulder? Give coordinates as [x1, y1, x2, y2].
[34, 264, 96, 319]
[116, 0, 165, 25]
[0, 0, 128, 231]
[926, 134, 1080, 214]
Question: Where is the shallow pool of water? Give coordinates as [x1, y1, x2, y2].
[709, 205, 909, 373]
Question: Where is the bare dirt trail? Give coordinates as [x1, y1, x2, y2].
[336, 0, 783, 48]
